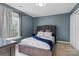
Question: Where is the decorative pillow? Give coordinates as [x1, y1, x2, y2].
[44, 32, 52, 37]
[37, 31, 44, 36]
[37, 32, 54, 43]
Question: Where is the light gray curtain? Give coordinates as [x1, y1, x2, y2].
[0, 5, 13, 39]
[0, 5, 4, 39]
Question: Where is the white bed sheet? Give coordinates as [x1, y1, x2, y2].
[19, 36, 54, 50]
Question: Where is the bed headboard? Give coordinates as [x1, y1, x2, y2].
[37, 25, 57, 43]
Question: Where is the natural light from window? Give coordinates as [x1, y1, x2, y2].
[9, 12, 21, 39]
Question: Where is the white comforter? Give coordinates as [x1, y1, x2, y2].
[19, 35, 54, 50]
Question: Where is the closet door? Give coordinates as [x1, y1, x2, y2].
[75, 11, 79, 51]
[70, 13, 76, 49]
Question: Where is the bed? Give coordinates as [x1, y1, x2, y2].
[19, 25, 56, 56]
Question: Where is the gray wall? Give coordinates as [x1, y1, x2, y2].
[21, 15, 33, 38]
[33, 13, 70, 42]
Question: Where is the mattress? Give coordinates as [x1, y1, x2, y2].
[19, 35, 54, 50]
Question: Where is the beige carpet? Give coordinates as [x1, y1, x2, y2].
[54, 43, 78, 56]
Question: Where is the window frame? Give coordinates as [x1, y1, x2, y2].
[8, 12, 21, 40]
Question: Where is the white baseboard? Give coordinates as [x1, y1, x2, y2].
[57, 40, 70, 44]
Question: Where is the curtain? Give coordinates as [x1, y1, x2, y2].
[0, 5, 13, 39]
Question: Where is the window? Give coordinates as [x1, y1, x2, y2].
[10, 12, 20, 38]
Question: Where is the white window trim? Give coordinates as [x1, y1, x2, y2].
[7, 12, 21, 40]
[7, 36, 21, 40]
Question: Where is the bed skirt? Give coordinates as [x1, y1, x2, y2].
[19, 45, 55, 56]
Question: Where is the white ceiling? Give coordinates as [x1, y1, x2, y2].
[7, 3, 76, 17]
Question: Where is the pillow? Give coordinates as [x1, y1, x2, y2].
[37, 32, 55, 43]
[44, 32, 52, 37]
[36, 34, 54, 43]
[44, 32, 55, 42]
[37, 31, 44, 36]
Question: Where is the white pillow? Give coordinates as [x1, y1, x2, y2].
[36, 33, 55, 43]
[44, 32, 55, 43]
[37, 32, 55, 43]
[37, 31, 44, 36]
[44, 32, 52, 37]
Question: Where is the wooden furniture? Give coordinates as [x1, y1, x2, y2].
[19, 25, 56, 56]
[19, 45, 55, 56]
[0, 40, 17, 56]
